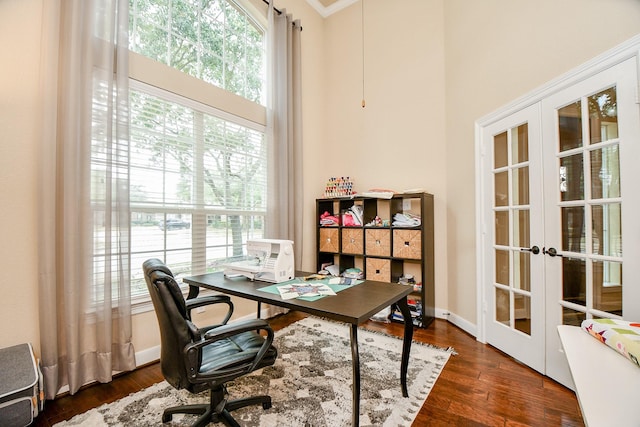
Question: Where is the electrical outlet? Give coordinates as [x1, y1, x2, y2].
[402, 199, 411, 211]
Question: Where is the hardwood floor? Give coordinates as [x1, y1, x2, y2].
[33, 311, 584, 426]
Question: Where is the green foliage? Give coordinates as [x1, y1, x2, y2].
[129, 0, 264, 102]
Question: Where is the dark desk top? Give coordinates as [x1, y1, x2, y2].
[183, 271, 413, 325]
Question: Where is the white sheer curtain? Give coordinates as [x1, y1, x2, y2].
[265, 4, 303, 317]
[38, 0, 135, 399]
[266, 4, 303, 255]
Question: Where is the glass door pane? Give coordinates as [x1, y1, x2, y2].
[493, 123, 533, 336]
[557, 87, 623, 324]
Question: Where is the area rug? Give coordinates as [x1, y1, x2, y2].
[55, 317, 454, 427]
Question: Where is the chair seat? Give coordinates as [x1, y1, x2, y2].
[200, 331, 277, 373]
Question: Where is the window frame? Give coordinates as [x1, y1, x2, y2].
[123, 1, 269, 310]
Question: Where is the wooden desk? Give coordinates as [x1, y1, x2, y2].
[184, 272, 414, 427]
[557, 325, 640, 427]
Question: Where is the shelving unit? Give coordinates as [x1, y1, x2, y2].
[316, 192, 434, 328]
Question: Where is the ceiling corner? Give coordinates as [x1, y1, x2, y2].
[304, 0, 359, 18]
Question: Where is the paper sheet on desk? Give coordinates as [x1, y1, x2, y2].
[277, 283, 336, 300]
[258, 277, 362, 301]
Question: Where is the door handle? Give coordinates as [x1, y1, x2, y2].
[520, 245, 540, 255]
[543, 247, 563, 257]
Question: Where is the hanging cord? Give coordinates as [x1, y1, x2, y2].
[361, 0, 366, 108]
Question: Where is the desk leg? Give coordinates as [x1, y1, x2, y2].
[397, 297, 414, 397]
[350, 324, 360, 427]
[186, 284, 200, 300]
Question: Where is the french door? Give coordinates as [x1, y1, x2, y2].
[481, 105, 545, 373]
[479, 54, 640, 386]
[542, 57, 640, 387]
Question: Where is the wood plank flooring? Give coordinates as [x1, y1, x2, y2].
[33, 311, 584, 426]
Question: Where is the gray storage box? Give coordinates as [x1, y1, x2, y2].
[0, 343, 43, 426]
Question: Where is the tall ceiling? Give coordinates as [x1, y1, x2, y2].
[304, 0, 357, 18]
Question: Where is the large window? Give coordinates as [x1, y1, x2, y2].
[129, 0, 265, 104]
[92, 0, 268, 298]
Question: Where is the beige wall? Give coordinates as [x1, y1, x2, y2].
[443, 0, 640, 326]
[0, 0, 43, 350]
[319, 0, 449, 314]
[1, 0, 639, 368]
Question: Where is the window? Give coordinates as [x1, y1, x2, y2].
[92, 0, 268, 298]
[129, 0, 265, 104]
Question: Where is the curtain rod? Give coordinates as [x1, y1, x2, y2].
[261, 0, 303, 31]
[262, 0, 282, 15]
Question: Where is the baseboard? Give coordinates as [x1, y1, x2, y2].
[435, 307, 477, 338]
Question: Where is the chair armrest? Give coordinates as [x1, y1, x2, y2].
[184, 319, 275, 380]
[185, 294, 233, 325]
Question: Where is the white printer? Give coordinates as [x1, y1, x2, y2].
[223, 239, 295, 283]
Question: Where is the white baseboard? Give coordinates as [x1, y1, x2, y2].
[435, 307, 477, 338]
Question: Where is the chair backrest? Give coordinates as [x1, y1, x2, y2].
[142, 258, 194, 390]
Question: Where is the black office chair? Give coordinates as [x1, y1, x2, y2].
[142, 258, 278, 427]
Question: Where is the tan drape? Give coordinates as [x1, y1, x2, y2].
[265, 5, 303, 318]
[38, 0, 135, 399]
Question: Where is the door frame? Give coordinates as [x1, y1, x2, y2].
[475, 35, 640, 346]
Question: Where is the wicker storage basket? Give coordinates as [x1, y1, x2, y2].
[366, 258, 391, 282]
[319, 228, 339, 253]
[393, 229, 422, 259]
[365, 229, 391, 257]
[342, 228, 363, 254]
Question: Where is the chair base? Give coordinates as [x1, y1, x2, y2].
[161, 387, 272, 427]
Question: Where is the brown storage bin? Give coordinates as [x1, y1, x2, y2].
[365, 228, 391, 257]
[393, 229, 422, 259]
[342, 228, 364, 254]
[366, 258, 391, 282]
[319, 228, 339, 253]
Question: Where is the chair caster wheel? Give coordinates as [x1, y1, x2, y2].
[263, 402, 272, 410]
[162, 413, 173, 423]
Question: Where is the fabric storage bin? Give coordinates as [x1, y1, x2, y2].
[366, 258, 391, 282]
[393, 229, 422, 259]
[0, 343, 44, 427]
[342, 228, 363, 254]
[365, 228, 391, 257]
[319, 228, 339, 253]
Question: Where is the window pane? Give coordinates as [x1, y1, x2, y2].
[513, 209, 530, 248]
[590, 145, 620, 199]
[592, 203, 622, 257]
[592, 260, 622, 316]
[495, 171, 508, 207]
[562, 257, 585, 306]
[562, 206, 585, 253]
[495, 210, 509, 247]
[129, 0, 265, 104]
[495, 249, 509, 286]
[560, 154, 583, 201]
[562, 306, 586, 326]
[125, 86, 266, 293]
[494, 131, 508, 168]
[558, 101, 582, 152]
[511, 123, 528, 164]
[589, 87, 618, 144]
[496, 287, 510, 326]
[512, 166, 529, 206]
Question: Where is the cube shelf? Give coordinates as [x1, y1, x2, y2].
[316, 192, 434, 328]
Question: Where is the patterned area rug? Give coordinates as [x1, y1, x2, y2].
[55, 317, 453, 427]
